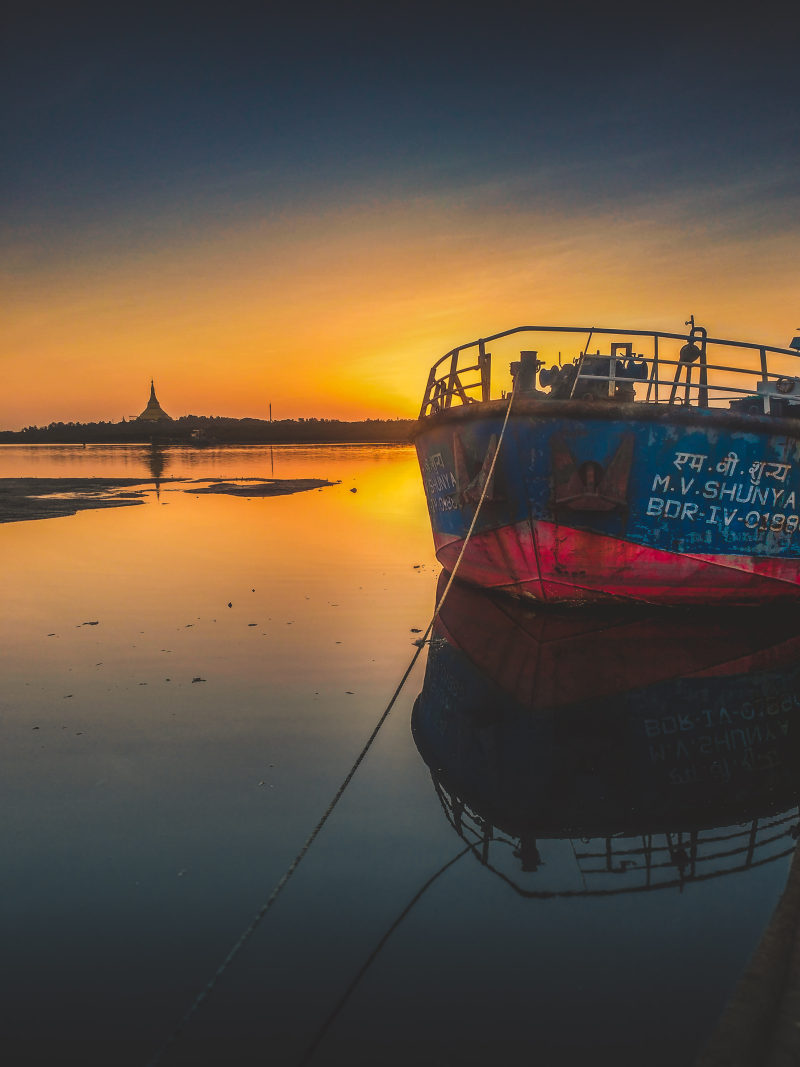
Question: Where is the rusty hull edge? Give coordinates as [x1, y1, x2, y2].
[411, 398, 800, 440]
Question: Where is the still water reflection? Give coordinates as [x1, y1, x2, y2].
[1, 444, 798, 1066]
[413, 576, 800, 1066]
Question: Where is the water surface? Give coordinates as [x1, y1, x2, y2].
[1, 444, 797, 1066]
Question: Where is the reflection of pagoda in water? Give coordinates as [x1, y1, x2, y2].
[145, 442, 169, 500]
[413, 575, 800, 898]
[136, 380, 172, 423]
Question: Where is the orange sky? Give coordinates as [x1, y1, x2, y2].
[4, 185, 799, 430]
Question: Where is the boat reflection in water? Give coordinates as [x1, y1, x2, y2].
[412, 576, 800, 1061]
[413, 575, 800, 898]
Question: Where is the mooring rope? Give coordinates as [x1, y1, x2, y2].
[568, 326, 595, 400]
[145, 382, 517, 1066]
[297, 845, 472, 1066]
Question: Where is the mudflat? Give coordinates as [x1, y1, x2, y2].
[185, 478, 338, 497]
[0, 477, 339, 523]
[0, 478, 154, 522]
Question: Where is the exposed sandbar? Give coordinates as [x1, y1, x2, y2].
[184, 478, 339, 497]
[0, 476, 339, 523]
[0, 478, 153, 523]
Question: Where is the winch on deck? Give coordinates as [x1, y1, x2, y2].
[530, 344, 649, 402]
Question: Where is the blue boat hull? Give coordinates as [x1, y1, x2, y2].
[415, 399, 800, 604]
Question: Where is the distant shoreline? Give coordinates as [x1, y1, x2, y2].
[0, 416, 417, 446]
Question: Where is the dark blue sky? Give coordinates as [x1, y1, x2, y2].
[4, 4, 798, 231]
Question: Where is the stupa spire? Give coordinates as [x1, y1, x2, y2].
[137, 380, 172, 422]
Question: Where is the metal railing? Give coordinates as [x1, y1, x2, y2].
[420, 339, 492, 417]
[418, 324, 800, 419]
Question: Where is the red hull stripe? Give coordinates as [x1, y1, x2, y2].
[433, 521, 800, 604]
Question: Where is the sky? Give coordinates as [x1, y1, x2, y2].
[2, 2, 799, 428]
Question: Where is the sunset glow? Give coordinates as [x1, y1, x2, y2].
[4, 8, 799, 429]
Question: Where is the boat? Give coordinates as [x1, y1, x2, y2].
[414, 321, 800, 604]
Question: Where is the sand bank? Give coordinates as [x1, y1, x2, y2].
[185, 478, 338, 497]
[0, 477, 338, 523]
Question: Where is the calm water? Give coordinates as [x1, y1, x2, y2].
[1, 444, 797, 1066]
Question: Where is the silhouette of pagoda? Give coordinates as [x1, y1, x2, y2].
[137, 380, 172, 422]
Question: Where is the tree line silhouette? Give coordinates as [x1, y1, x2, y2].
[0, 415, 417, 445]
